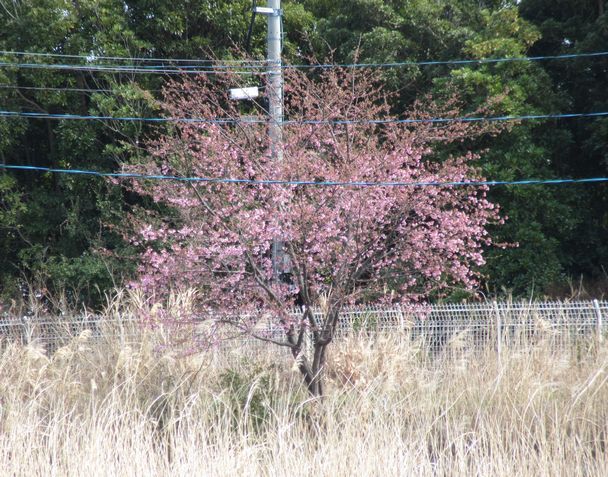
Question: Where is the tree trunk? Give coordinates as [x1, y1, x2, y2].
[293, 307, 340, 397]
[309, 341, 327, 396]
[295, 341, 327, 397]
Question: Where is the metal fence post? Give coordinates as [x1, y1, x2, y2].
[494, 301, 502, 358]
[593, 299, 603, 344]
[303, 308, 314, 360]
[21, 315, 31, 346]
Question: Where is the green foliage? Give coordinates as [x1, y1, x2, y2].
[0, 0, 606, 303]
[517, 0, 608, 289]
[0, 174, 26, 298]
[426, 5, 596, 296]
[217, 364, 308, 434]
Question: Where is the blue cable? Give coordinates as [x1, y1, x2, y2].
[1, 110, 607, 124]
[289, 112, 608, 125]
[1, 50, 607, 70]
[1, 164, 607, 188]
[0, 50, 259, 64]
[0, 61, 261, 75]
[286, 51, 608, 70]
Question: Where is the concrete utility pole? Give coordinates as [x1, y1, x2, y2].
[256, 0, 285, 280]
[265, 0, 283, 164]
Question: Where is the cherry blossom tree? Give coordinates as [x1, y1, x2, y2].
[124, 67, 504, 396]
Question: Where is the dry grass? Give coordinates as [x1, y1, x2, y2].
[1, 327, 607, 476]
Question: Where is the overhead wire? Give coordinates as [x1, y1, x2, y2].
[285, 51, 608, 69]
[0, 49, 263, 64]
[0, 110, 607, 124]
[2, 49, 607, 190]
[245, 0, 258, 53]
[0, 61, 266, 75]
[0, 50, 606, 71]
[0, 84, 204, 94]
[0, 84, 116, 93]
[1, 164, 606, 188]
[0, 49, 604, 98]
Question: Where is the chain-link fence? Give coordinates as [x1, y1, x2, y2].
[336, 300, 607, 354]
[1, 300, 606, 358]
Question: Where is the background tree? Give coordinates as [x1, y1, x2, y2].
[429, 6, 582, 293]
[125, 68, 504, 395]
[0, 0, 606, 305]
[519, 0, 608, 293]
[0, 0, 312, 306]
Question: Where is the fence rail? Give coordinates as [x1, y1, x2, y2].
[1, 300, 606, 358]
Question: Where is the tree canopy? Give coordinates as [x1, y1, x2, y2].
[127, 67, 505, 394]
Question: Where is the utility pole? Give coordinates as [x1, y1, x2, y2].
[265, 0, 283, 164]
[256, 0, 285, 281]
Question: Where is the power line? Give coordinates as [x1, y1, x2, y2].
[286, 51, 608, 69]
[291, 112, 608, 125]
[0, 84, 191, 94]
[0, 110, 191, 122]
[0, 110, 607, 124]
[1, 50, 606, 71]
[0, 84, 115, 93]
[0, 50, 262, 64]
[1, 164, 607, 188]
[0, 61, 264, 75]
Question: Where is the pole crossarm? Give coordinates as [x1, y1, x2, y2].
[254, 6, 282, 16]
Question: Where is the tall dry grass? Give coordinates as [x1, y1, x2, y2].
[1, 325, 607, 476]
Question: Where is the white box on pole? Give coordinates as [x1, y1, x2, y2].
[229, 87, 259, 100]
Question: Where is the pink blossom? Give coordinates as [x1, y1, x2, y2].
[121, 67, 505, 393]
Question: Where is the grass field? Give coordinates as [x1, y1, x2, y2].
[1, 327, 607, 476]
